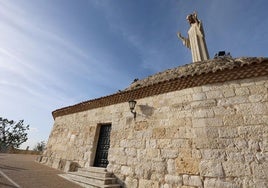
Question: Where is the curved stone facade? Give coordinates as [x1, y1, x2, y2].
[42, 58, 268, 187]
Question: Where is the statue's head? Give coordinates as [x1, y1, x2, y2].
[186, 14, 195, 25]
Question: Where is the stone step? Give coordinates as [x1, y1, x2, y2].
[78, 168, 113, 178]
[68, 173, 117, 185]
[59, 174, 121, 188]
[79, 167, 107, 173]
[68, 171, 114, 179]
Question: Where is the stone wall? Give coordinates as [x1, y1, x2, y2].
[42, 76, 268, 188]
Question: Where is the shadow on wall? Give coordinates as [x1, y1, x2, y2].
[115, 175, 126, 188]
[138, 104, 155, 117]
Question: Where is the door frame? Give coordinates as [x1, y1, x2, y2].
[92, 123, 112, 168]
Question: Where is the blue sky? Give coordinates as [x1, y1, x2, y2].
[0, 0, 267, 149]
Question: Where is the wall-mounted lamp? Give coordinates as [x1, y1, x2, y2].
[128, 100, 137, 119]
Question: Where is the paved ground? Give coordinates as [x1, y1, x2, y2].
[0, 153, 82, 188]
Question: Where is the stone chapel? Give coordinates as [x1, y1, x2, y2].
[38, 12, 268, 188]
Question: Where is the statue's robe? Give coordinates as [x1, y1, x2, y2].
[188, 22, 209, 62]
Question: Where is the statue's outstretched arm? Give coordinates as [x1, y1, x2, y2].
[177, 32, 190, 49]
[193, 11, 200, 25]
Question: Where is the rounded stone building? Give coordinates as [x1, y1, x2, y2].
[39, 57, 268, 188]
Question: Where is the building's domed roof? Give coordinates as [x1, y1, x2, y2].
[126, 57, 266, 91]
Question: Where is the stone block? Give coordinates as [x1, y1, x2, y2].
[260, 137, 268, 152]
[249, 85, 268, 94]
[115, 154, 127, 165]
[152, 128, 166, 139]
[244, 153, 255, 163]
[172, 139, 191, 148]
[239, 79, 256, 86]
[206, 90, 223, 99]
[151, 160, 166, 173]
[151, 173, 165, 182]
[222, 161, 251, 177]
[192, 149, 202, 159]
[238, 125, 265, 138]
[193, 86, 203, 93]
[165, 127, 178, 138]
[233, 138, 248, 150]
[127, 157, 139, 166]
[213, 106, 236, 116]
[193, 127, 219, 138]
[182, 175, 202, 187]
[175, 109, 192, 118]
[121, 166, 134, 176]
[171, 103, 191, 111]
[222, 88, 236, 98]
[125, 148, 137, 157]
[218, 127, 238, 138]
[178, 88, 194, 96]
[204, 178, 240, 188]
[223, 115, 244, 127]
[169, 117, 192, 127]
[202, 85, 214, 92]
[243, 115, 268, 125]
[190, 99, 217, 109]
[125, 177, 138, 188]
[235, 87, 250, 96]
[255, 152, 267, 163]
[165, 175, 182, 185]
[36, 156, 43, 163]
[225, 151, 244, 162]
[199, 161, 224, 177]
[157, 139, 171, 148]
[249, 94, 264, 102]
[235, 102, 268, 115]
[252, 161, 268, 179]
[40, 156, 48, 164]
[134, 121, 149, 131]
[146, 148, 160, 158]
[192, 117, 223, 128]
[134, 164, 144, 177]
[146, 139, 157, 148]
[139, 179, 159, 188]
[58, 159, 66, 170]
[178, 148, 192, 158]
[52, 158, 60, 169]
[217, 96, 248, 106]
[192, 108, 215, 118]
[174, 127, 193, 139]
[193, 138, 220, 149]
[162, 184, 170, 188]
[251, 180, 268, 188]
[175, 94, 193, 104]
[137, 149, 146, 159]
[160, 149, 178, 159]
[175, 157, 200, 175]
[192, 92, 207, 101]
[127, 139, 145, 149]
[167, 159, 176, 174]
[248, 139, 261, 152]
[200, 149, 226, 160]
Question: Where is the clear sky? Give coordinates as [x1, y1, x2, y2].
[0, 0, 267, 149]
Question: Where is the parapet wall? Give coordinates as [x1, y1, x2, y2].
[42, 74, 268, 187]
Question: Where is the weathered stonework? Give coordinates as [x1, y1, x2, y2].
[42, 57, 268, 187]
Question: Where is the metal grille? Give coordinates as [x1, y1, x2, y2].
[94, 124, 111, 168]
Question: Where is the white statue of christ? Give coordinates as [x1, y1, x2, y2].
[177, 12, 209, 62]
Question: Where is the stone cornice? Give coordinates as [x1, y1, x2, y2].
[52, 57, 268, 119]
